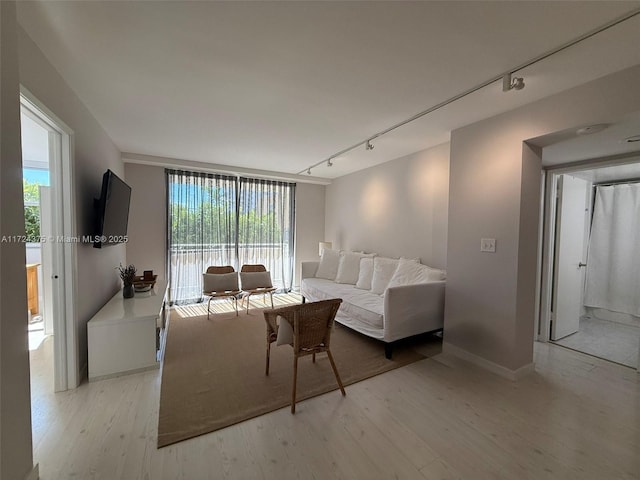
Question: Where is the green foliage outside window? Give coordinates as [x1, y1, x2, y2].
[169, 187, 282, 246]
[23, 180, 40, 202]
[170, 205, 281, 245]
[24, 206, 41, 242]
[23, 179, 41, 242]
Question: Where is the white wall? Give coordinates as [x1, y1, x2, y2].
[18, 25, 125, 380]
[125, 163, 166, 280]
[125, 162, 325, 289]
[294, 182, 325, 289]
[325, 143, 449, 268]
[0, 2, 35, 479]
[445, 65, 640, 374]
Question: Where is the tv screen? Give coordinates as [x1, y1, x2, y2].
[93, 169, 131, 248]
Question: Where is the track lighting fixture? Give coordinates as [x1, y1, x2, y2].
[502, 73, 525, 92]
[327, 158, 333, 167]
[297, 9, 638, 177]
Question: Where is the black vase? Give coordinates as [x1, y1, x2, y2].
[123, 284, 134, 299]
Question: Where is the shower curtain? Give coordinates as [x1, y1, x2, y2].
[584, 183, 640, 316]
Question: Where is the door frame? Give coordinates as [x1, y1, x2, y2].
[20, 88, 79, 391]
[538, 153, 640, 343]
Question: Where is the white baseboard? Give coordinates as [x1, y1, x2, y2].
[88, 363, 159, 382]
[442, 342, 535, 381]
[24, 463, 39, 480]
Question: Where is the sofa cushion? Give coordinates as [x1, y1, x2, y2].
[423, 265, 446, 281]
[371, 257, 400, 295]
[355, 257, 374, 290]
[336, 252, 371, 285]
[302, 278, 384, 329]
[315, 248, 340, 280]
[385, 260, 440, 292]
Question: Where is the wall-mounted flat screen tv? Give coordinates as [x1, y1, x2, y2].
[93, 169, 131, 248]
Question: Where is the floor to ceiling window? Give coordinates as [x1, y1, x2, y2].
[167, 169, 295, 304]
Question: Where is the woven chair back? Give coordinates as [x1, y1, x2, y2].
[263, 299, 342, 350]
[240, 264, 267, 273]
[293, 300, 341, 352]
[206, 265, 235, 274]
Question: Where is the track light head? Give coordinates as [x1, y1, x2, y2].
[365, 140, 374, 151]
[502, 74, 525, 92]
[327, 158, 333, 167]
[512, 77, 525, 90]
[307, 168, 311, 175]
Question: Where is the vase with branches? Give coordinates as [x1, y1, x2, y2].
[117, 263, 137, 298]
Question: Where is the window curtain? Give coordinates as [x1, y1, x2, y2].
[237, 177, 296, 292]
[167, 170, 296, 304]
[584, 183, 640, 316]
[167, 170, 237, 304]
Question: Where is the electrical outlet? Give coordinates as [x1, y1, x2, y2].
[481, 238, 496, 253]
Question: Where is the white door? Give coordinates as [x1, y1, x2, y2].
[39, 186, 55, 335]
[551, 175, 589, 340]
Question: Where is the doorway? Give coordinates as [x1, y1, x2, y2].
[21, 109, 52, 352]
[20, 90, 79, 391]
[541, 164, 640, 370]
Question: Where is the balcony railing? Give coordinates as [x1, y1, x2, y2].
[169, 242, 292, 303]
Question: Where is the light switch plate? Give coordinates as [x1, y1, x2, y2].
[481, 238, 496, 253]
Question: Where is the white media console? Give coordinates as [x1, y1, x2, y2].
[88, 280, 168, 381]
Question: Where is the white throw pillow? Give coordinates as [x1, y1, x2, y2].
[240, 271, 273, 290]
[203, 272, 239, 293]
[385, 260, 447, 292]
[355, 257, 374, 290]
[315, 248, 340, 280]
[335, 252, 371, 285]
[422, 265, 447, 281]
[370, 257, 401, 295]
[386, 259, 428, 288]
[276, 315, 293, 346]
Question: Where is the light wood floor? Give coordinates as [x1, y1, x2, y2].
[30, 333, 639, 479]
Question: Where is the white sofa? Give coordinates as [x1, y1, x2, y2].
[301, 254, 445, 358]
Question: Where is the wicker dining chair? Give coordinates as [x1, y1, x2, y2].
[263, 298, 345, 413]
[203, 266, 241, 318]
[239, 264, 276, 313]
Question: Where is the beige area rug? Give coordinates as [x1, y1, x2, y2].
[158, 299, 441, 447]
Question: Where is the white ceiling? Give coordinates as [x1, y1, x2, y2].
[16, 1, 640, 180]
[570, 161, 640, 184]
[541, 110, 640, 166]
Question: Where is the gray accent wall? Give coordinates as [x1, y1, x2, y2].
[294, 182, 325, 289]
[445, 65, 640, 374]
[1, 3, 34, 479]
[125, 163, 167, 281]
[324, 143, 449, 268]
[18, 25, 125, 381]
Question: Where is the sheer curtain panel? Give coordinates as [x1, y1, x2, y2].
[167, 170, 296, 303]
[238, 177, 296, 292]
[167, 170, 237, 304]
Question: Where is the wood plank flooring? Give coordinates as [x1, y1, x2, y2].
[30, 334, 640, 479]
